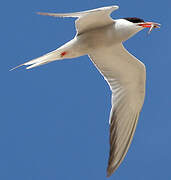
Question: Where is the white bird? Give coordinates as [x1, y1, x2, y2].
[11, 5, 160, 177]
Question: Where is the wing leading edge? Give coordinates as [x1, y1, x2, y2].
[38, 6, 119, 34]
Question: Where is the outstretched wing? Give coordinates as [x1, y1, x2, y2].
[38, 5, 119, 34]
[89, 44, 146, 177]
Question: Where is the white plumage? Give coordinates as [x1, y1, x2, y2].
[11, 5, 160, 177]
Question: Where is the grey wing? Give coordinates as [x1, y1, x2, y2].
[89, 44, 146, 177]
[37, 5, 119, 34]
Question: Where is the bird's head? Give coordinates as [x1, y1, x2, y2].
[114, 17, 160, 42]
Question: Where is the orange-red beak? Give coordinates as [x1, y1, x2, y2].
[138, 22, 160, 33]
[138, 22, 160, 28]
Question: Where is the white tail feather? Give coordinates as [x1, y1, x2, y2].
[10, 38, 79, 71]
[10, 49, 61, 71]
[26, 61, 50, 69]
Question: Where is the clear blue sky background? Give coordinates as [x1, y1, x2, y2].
[1, 0, 170, 179]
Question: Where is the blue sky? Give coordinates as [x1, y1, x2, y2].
[1, 0, 170, 179]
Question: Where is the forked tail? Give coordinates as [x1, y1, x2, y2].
[10, 37, 83, 71]
[10, 48, 67, 71]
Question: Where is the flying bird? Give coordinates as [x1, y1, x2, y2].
[11, 5, 160, 177]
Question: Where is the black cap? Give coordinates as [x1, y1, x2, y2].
[124, 17, 144, 23]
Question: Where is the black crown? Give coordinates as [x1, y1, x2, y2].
[124, 17, 144, 23]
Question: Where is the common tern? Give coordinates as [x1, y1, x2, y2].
[11, 5, 160, 177]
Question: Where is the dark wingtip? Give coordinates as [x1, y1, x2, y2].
[106, 172, 111, 178]
[37, 12, 46, 16]
[106, 166, 115, 178]
[37, 12, 52, 16]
